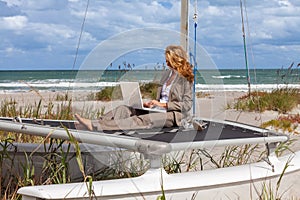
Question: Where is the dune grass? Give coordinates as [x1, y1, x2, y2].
[0, 95, 74, 143]
[262, 114, 300, 134]
[230, 87, 300, 133]
[87, 82, 159, 101]
[232, 88, 300, 113]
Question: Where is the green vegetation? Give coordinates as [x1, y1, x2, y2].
[257, 158, 292, 200]
[0, 91, 107, 143]
[87, 85, 122, 101]
[230, 87, 300, 134]
[0, 98, 73, 120]
[231, 88, 300, 113]
[140, 82, 160, 100]
[262, 114, 300, 134]
[0, 137, 73, 199]
[0, 95, 74, 143]
[162, 144, 268, 173]
[87, 82, 160, 101]
[196, 91, 211, 98]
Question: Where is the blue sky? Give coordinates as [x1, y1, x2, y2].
[0, 0, 300, 70]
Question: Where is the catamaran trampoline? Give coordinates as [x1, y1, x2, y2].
[0, 117, 289, 156]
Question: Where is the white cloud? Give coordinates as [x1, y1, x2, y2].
[4, 46, 25, 55]
[84, 1, 180, 32]
[32, 23, 75, 40]
[205, 6, 225, 16]
[278, 0, 292, 7]
[247, 1, 300, 44]
[0, 15, 28, 30]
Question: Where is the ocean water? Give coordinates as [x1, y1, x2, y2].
[0, 69, 299, 93]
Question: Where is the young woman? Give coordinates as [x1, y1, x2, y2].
[75, 45, 194, 131]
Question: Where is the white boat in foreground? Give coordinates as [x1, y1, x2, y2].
[17, 151, 300, 200]
[0, 117, 299, 199]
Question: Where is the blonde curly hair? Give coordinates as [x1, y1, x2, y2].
[165, 45, 194, 83]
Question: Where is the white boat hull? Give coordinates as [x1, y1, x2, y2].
[0, 117, 297, 199]
[18, 151, 300, 200]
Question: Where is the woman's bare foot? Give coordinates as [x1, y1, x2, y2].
[74, 114, 93, 131]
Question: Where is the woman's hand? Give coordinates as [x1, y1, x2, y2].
[143, 100, 167, 109]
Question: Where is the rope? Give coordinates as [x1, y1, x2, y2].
[72, 0, 90, 71]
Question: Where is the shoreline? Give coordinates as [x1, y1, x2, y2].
[1, 82, 300, 95]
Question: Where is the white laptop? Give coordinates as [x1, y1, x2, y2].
[120, 82, 166, 113]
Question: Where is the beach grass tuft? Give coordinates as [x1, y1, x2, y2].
[262, 114, 300, 134]
[232, 88, 300, 113]
[86, 82, 159, 101]
[140, 82, 160, 99]
[256, 157, 293, 200]
[87, 85, 122, 101]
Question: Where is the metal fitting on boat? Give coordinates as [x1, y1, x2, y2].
[135, 140, 171, 156]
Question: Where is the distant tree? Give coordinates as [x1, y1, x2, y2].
[123, 61, 127, 70]
[127, 63, 131, 70]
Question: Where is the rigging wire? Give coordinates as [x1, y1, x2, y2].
[67, 0, 90, 93]
[192, 0, 198, 116]
[72, 0, 90, 71]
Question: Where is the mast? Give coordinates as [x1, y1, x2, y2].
[180, 0, 189, 52]
[181, 0, 198, 116]
[240, 0, 251, 96]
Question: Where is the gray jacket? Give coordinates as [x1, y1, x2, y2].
[156, 70, 193, 126]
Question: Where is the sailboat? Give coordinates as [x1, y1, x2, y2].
[1, 0, 300, 199]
